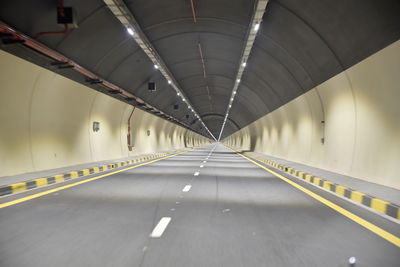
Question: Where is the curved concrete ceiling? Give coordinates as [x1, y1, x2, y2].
[1, 0, 399, 139]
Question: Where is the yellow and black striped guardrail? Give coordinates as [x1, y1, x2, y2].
[237, 150, 400, 221]
[0, 150, 181, 197]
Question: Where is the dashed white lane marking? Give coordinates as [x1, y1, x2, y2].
[182, 185, 192, 192]
[194, 171, 200, 176]
[200, 165, 204, 168]
[150, 217, 171, 238]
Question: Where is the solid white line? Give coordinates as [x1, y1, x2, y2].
[194, 172, 200, 176]
[182, 185, 192, 192]
[150, 217, 171, 238]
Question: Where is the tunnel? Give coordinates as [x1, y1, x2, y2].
[0, 0, 399, 266]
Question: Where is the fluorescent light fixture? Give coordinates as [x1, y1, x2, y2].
[237, 79, 240, 83]
[242, 62, 247, 67]
[177, 93, 180, 96]
[127, 27, 134, 36]
[154, 64, 159, 69]
[254, 22, 260, 31]
[168, 80, 171, 84]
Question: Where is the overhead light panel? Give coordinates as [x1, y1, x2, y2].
[254, 22, 260, 32]
[154, 64, 159, 69]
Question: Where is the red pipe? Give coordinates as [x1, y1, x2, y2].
[0, 21, 192, 130]
[35, 24, 69, 40]
[35, 0, 69, 40]
[59, 0, 65, 17]
[0, 21, 134, 98]
[127, 107, 136, 148]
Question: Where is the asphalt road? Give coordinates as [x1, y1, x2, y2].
[0, 144, 399, 267]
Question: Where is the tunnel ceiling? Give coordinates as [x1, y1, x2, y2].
[1, 0, 399, 139]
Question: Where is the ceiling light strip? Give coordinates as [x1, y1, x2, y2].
[103, 0, 216, 140]
[217, 0, 269, 141]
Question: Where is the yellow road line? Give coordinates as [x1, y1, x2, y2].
[232, 149, 400, 247]
[0, 150, 190, 209]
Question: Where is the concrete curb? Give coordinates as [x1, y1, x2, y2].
[0, 150, 185, 197]
[234, 149, 400, 221]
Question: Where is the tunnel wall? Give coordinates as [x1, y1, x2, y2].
[224, 40, 400, 190]
[0, 51, 209, 177]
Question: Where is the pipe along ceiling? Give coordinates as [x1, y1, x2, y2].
[1, 0, 399, 139]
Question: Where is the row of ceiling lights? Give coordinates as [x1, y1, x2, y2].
[104, 0, 216, 140]
[217, 22, 261, 140]
[218, 0, 269, 141]
[126, 27, 216, 141]
[154, 60, 215, 139]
